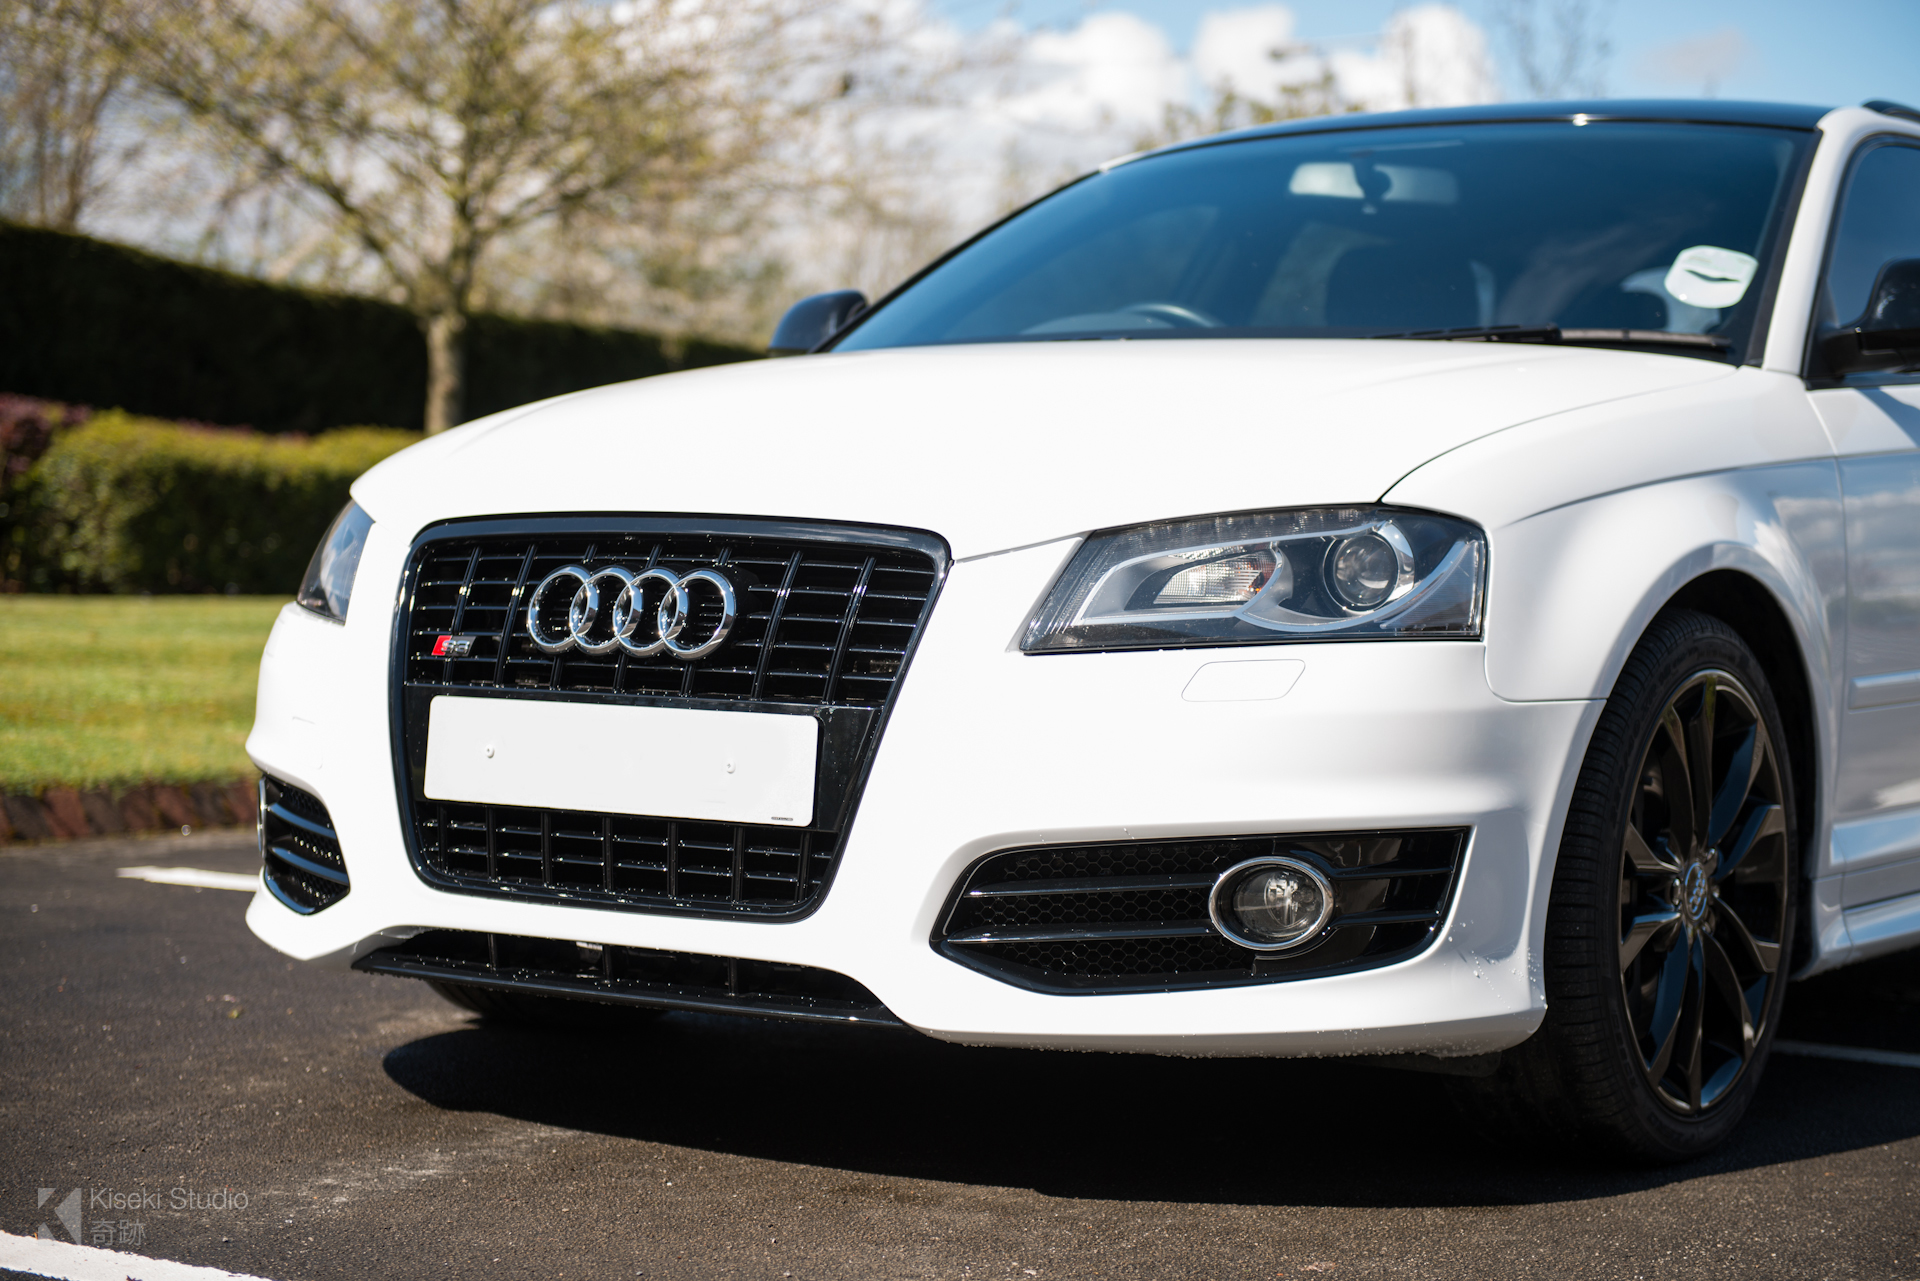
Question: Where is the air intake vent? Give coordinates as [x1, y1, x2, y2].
[392, 518, 946, 920]
[936, 830, 1466, 993]
[258, 776, 349, 913]
[355, 929, 900, 1027]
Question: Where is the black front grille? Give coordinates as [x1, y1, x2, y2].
[404, 523, 939, 705]
[414, 808, 838, 906]
[936, 830, 1466, 993]
[355, 929, 900, 1026]
[393, 518, 945, 919]
[258, 776, 349, 913]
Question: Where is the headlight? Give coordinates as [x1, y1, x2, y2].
[1022, 506, 1484, 653]
[297, 501, 374, 622]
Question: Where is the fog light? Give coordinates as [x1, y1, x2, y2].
[1209, 856, 1335, 951]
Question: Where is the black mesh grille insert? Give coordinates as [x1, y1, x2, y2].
[936, 830, 1466, 993]
[258, 775, 349, 914]
[412, 805, 839, 907]
[403, 528, 939, 705]
[393, 519, 944, 919]
[355, 929, 899, 1026]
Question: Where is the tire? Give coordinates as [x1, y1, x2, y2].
[428, 980, 663, 1031]
[1469, 609, 1799, 1162]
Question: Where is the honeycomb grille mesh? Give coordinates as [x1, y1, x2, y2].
[1005, 934, 1255, 979]
[937, 831, 1466, 993]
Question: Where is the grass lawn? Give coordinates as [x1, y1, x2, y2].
[0, 596, 286, 791]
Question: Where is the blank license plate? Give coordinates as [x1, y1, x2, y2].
[423, 696, 818, 826]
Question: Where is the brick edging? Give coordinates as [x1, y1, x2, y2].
[0, 778, 256, 844]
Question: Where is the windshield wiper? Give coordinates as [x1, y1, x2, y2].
[1369, 324, 1562, 343]
[1368, 324, 1730, 351]
[1557, 327, 1730, 350]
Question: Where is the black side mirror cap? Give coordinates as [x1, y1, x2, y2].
[768, 290, 869, 356]
[1821, 258, 1920, 376]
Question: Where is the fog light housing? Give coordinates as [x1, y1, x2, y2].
[1209, 856, 1334, 951]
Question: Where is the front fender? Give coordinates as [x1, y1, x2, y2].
[1385, 370, 1850, 968]
[1383, 365, 1842, 734]
[1477, 468, 1844, 709]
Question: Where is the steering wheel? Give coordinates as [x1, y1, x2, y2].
[1119, 301, 1223, 329]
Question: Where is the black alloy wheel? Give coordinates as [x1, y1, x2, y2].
[1463, 609, 1798, 1162]
[1617, 668, 1790, 1116]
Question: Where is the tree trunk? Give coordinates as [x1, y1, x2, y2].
[422, 309, 468, 434]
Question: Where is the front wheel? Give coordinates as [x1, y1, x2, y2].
[1481, 609, 1798, 1161]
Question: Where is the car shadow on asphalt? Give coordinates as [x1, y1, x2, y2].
[381, 947, 1920, 1208]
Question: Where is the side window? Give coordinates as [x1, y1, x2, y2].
[1820, 142, 1920, 331]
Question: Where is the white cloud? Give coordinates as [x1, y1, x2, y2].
[1010, 11, 1189, 133]
[1638, 26, 1752, 98]
[1330, 5, 1500, 112]
[1191, 6, 1302, 100]
[991, 4, 1498, 164]
[806, 1, 1504, 293]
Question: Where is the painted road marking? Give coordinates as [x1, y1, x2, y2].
[117, 867, 260, 893]
[0, 1230, 280, 1281]
[1775, 1039, 1920, 1069]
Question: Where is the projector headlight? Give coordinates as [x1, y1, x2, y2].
[1022, 506, 1484, 653]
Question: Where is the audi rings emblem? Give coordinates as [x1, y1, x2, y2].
[525, 564, 739, 660]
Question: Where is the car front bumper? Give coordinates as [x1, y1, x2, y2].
[246, 530, 1598, 1058]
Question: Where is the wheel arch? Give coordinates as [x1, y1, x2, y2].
[1660, 569, 1819, 876]
[1482, 471, 1847, 974]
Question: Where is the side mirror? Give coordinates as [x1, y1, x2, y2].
[768, 290, 869, 357]
[1821, 258, 1920, 376]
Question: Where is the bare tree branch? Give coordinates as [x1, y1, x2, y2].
[107, 0, 833, 431]
[1490, 0, 1612, 100]
[0, 0, 146, 229]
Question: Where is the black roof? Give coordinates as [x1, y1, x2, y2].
[1147, 100, 1832, 160]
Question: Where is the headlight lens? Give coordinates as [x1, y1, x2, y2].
[297, 501, 373, 622]
[1022, 506, 1484, 653]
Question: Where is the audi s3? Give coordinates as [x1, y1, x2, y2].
[248, 98, 1920, 1161]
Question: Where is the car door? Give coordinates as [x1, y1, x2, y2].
[1805, 138, 1920, 909]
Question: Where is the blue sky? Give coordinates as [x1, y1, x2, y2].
[934, 0, 1920, 110]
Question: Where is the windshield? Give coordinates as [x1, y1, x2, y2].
[835, 120, 1810, 361]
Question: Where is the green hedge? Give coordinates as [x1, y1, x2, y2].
[14, 412, 418, 593]
[0, 221, 758, 433]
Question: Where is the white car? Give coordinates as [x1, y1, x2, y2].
[249, 99, 1920, 1162]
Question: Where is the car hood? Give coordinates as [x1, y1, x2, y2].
[356, 339, 1733, 559]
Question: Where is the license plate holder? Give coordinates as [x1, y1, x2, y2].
[423, 695, 818, 827]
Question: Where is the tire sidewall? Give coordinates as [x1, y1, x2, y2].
[1544, 611, 1800, 1161]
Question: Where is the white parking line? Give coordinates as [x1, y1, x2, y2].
[116, 867, 261, 893]
[1775, 1039, 1920, 1069]
[0, 1230, 279, 1281]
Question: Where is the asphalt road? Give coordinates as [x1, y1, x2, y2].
[3, 832, 1919, 1281]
